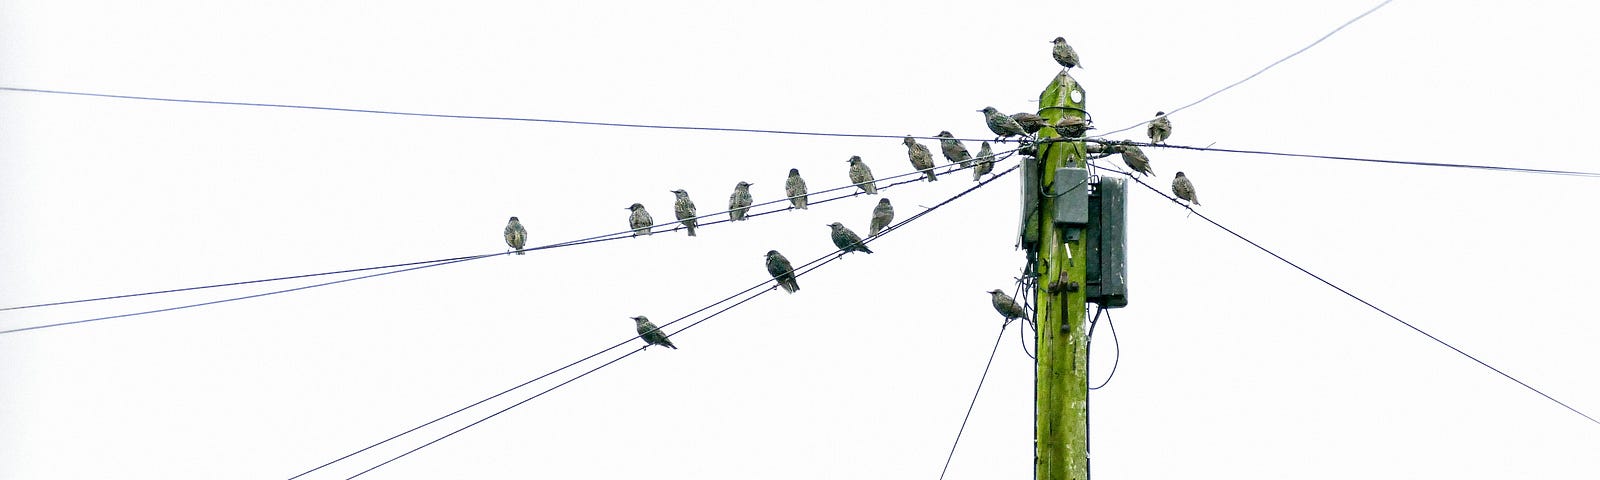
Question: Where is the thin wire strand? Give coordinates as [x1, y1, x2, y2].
[1089, 308, 1120, 391]
[317, 165, 1020, 479]
[1084, 139, 1600, 178]
[1097, 0, 1394, 138]
[937, 325, 1010, 480]
[0, 86, 1014, 144]
[1100, 164, 1600, 427]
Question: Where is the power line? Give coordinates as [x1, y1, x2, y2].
[295, 165, 1020, 479]
[1097, 0, 1394, 138]
[1088, 307, 1120, 391]
[937, 324, 1009, 480]
[1084, 139, 1600, 178]
[2, 153, 1019, 335]
[1099, 164, 1600, 427]
[0, 86, 1016, 144]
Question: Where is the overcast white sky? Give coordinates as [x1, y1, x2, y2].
[4, 1, 1599, 479]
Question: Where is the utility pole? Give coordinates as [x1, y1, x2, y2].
[1033, 71, 1090, 480]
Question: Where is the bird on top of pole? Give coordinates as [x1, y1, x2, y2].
[626, 203, 653, 237]
[827, 222, 873, 256]
[1172, 172, 1201, 206]
[765, 250, 800, 294]
[848, 155, 878, 195]
[935, 131, 973, 167]
[1147, 111, 1171, 144]
[785, 168, 809, 210]
[1051, 36, 1081, 70]
[979, 107, 1027, 140]
[728, 181, 753, 221]
[630, 316, 677, 350]
[670, 189, 698, 236]
[903, 136, 938, 182]
[869, 198, 894, 237]
[503, 216, 527, 255]
[1119, 145, 1155, 177]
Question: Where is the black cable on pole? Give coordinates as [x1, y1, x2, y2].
[1083, 139, 1600, 178]
[1089, 308, 1120, 391]
[937, 324, 1010, 480]
[0, 86, 1014, 144]
[1100, 164, 1600, 427]
[300, 165, 1021, 479]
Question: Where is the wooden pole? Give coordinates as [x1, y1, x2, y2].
[1034, 71, 1089, 480]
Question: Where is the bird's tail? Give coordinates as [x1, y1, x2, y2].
[515, 250, 525, 255]
[686, 223, 697, 236]
[782, 280, 800, 293]
[925, 170, 937, 182]
[866, 184, 878, 194]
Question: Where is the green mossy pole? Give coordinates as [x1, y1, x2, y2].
[1034, 71, 1090, 480]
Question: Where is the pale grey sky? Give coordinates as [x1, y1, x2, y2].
[3, 1, 1598, 479]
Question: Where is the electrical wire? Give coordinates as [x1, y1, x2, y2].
[299, 165, 1020, 479]
[1083, 139, 1600, 178]
[1096, 0, 1394, 138]
[937, 324, 1010, 480]
[0, 86, 1015, 144]
[1088, 307, 1120, 391]
[1099, 164, 1600, 427]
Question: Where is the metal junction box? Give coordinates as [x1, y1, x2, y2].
[1052, 167, 1090, 227]
[1086, 176, 1128, 308]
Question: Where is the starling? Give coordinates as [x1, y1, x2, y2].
[1011, 112, 1048, 135]
[728, 181, 754, 221]
[1172, 171, 1201, 206]
[972, 141, 995, 181]
[1051, 36, 1081, 69]
[1147, 111, 1171, 144]
[671, 189, 698, 236]
[935, 131, 972, 167]
[626, 203, 653, 237]
[630, 316, 677, 350]
[1054, 115, 1091, 138]
[869, 198, 894, 237]
[987, 289, 1028, 324]
[785, 168, 809, 210]
[1119, 145, 1155, 177]
[503, 216, 527, 255]
[765, 250, 800, 293]
[903, 136, 938, 182]
[848, 155, 878, 195]
[827, 222, 873, 255]
[979, 106, 1027, 139]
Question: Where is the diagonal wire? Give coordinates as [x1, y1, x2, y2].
[1082, 139, 1600, 178]
[1098, 163, 1600, 427]
[937, 324, 1010, 480]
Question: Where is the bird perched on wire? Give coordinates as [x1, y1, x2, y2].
[728, 181, 754, 221]
[1172, 171, 1201, 206]
[1147, 111, 1171, 144]
[987, 289, 1028, 325]
[869, 198, 894, 237]
[626, 203, 653, 237]
[848, 155, 878, 194]
[765, 250, 800, 293]
[902, 136, 938, 182]
[670, 189, 698, 236]
[972, 141, 995, 181]
[935, 131, 972, 167]
[503, 216, 527, 255]
[1054, 115, 1091, 138]
[630, 316, 677, 350]
[1011, 112, 1048, 135]
[785, 168, 808, 210]
[827, 222, 873, 256]
[1119, 145, 1155, 177]
[1051, 36, 1081, 69]
[979, 106, 1026, 139]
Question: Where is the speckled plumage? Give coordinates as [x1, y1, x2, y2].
[1054, 115, 1091, 138]
[1172, 171, 1200, 206]
[935, 131, 972, 167]
[1051, 36, 1081, 69]
[631, 316, 677, 350]
[765, 250, 800, 293]
[1010, 112, 1048, 134]
[869, 198, 894, 237]
[1147, 112, 1171, 144]
[903, 136, 938, 182]
[979, 106, 1026, 138]
[627, 203, 653, 237]
[987, 289, 1027, 323]
[848, 156, 878, 194]
[671, 189, 698, 236]
[785, 168, 808, 210]
[972, 141, 995, 181]
[728, 181, 753, 221]
[503, 216, 527, 255]
[1120, 145, 1155, 177]
[828, 222, 872, 255]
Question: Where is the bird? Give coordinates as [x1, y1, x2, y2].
[1119, 145, 1155, 177]
[869, 198, 894, 237]
[785, 168, 808, 210]
[935, 131, 972, 167]
[1147, 111, 1171, 144]
[972, 141, 995, 181]
[903, 136, 938, 181]
[503, 216, 527, 255]
[828, 222, 873, 255]
[1054, 115, 1091, 138]
[671, 189, 698, 236]
[626, 203, 653, 237]
[728, 181, 754, 221]
[848, 155, 878, 194]
[987, 289, 1028, 324]
[1051, 36, 1081, 69]
[765, 250, 800, 293]
[1011, 112, 1048, 134]
[978, 106, 1026, 139]
[630, 316, 677, 350]
[1172, 171, 1200, 206]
